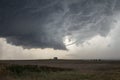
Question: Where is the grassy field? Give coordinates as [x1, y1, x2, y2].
[0, 60, 120, 80]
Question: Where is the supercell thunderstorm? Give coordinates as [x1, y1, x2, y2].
[0, 0, 119, 50]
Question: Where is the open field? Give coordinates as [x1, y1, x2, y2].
[0, 60, 120, 80]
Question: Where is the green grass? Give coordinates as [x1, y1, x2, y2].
[0, 64, 120, 80]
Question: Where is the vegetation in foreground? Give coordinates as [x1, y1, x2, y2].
[0, 64, 120, 80]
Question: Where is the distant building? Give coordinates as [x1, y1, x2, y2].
[53, 57, 58, 60]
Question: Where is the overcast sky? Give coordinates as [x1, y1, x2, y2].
[0, 0, 120, 60]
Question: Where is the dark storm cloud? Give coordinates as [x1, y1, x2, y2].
[0, 0, 119, 50]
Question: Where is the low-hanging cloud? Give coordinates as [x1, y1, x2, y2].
[0, 0, 119, 50]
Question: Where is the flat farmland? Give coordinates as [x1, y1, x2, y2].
[0, 60, 120, 71]
[0, 60, 120, 80]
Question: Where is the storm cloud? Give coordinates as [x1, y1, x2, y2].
[0, 0, 119, 50]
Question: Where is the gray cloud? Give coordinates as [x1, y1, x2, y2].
[0, 41, 3, 58]
[0, 0, 118, 50]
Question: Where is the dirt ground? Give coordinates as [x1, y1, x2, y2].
[0, 60, 120, 71]
[0, 60, 120, 80]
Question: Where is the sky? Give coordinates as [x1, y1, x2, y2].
[0, 0, 120, 60]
